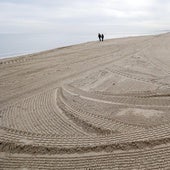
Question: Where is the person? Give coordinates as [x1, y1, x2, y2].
[101, 34, 104, 41]
[98, 33, 101, 41]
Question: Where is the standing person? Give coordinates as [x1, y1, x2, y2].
[101, 34, 104, 41]
[98, 33, 101, 41]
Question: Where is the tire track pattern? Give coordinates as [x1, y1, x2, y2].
[1, 34, 170, 169]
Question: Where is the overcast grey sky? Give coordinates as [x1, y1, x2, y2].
[0, 0, 170, 37]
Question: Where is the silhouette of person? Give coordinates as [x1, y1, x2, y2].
[101, 34, 104, 41]
[98, 33, 101, 41]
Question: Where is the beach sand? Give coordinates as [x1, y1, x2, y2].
[0, 33, 170, 169]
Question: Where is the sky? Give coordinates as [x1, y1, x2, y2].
[0, 0, 170, 38]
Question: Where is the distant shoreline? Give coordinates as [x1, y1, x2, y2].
[0, 41, 90, 62]
[0, 32, 168, 61]
[0, 42, 83, 60]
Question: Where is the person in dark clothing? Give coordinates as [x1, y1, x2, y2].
[101, 34, 104, 41]
[98, 33, 101, 41]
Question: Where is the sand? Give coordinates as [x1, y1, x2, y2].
[0, 33, 170, 169]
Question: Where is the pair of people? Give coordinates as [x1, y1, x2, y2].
[98, 33, 104, 41]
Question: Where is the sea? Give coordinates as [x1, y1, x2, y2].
[0, 31, 165, 59]
[0, 33, 94, 59]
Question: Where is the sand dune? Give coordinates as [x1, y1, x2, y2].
[0, 33, 170, 169]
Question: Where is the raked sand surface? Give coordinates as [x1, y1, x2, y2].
[0, 33, 170, 169]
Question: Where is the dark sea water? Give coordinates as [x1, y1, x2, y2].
[0, 31, 164, 59]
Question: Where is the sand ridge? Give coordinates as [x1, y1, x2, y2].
[0, 33, 170, 169]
